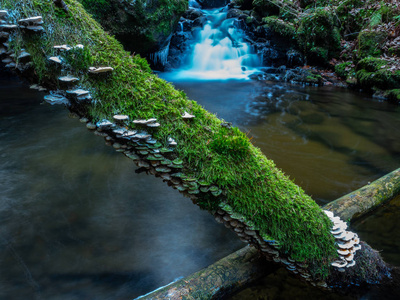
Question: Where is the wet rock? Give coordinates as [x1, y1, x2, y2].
[183, 8, 204, 20]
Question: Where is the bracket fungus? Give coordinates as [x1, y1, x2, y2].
[324, 210, 362, 271]
[113, 114, 129, 125]
[53, 44, 72, 51]
[66, 88, 89, 97]
[182, 111, 195, 119]
[48, 56, 63, 64]
[58, 75, 79, 83]
[18, 16, 43, 26]
[96, 119, 113, 130]
[0, 24, 18, 31]
[0, 10, 8, 18]
[168, 137, 177, 146]
[43, 94, 68, 105]
[88, 66, 114, 74]
[17, 50, 31, 61]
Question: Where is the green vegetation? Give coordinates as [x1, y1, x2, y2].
[1, 0, 338, 278]
[358, 30, 387, 58]
[262, 16, 296, 39]
[356, 57, 400, 91]
[297, 7, 341, 65]
[77, 0, 188, 54]
[246, 0, 400, 100]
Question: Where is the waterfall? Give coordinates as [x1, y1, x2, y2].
[168, 7, 261, 80]
[149, 43, 170, 68]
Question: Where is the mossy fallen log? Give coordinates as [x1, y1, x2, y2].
[0, 0, 392, 294]
[138, 169, 400, 299]
[324, 168, 400, 222]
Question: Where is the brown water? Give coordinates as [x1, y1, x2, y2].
[1, 73, 400, 299]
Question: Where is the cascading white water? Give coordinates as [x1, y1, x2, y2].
[170, 8, 261, 80]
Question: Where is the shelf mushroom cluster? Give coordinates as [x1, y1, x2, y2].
[84, 115, 224, 199]
[0, 11, 36, 71]
[324, 210, 362, 272]
[213, 203, 328, 288]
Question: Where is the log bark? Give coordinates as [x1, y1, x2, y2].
[138, 168, 400, 299]
[136, 246, 269, 300]
[324, 168, 400, 222]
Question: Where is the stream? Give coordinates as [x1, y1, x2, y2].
[1, 2, 400, 300]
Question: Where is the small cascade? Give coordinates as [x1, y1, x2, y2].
[149, 43, 170, 68]
[168, 6, 261, 80]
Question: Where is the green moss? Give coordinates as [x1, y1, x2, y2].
[210, 127, 250, 158]
[356, 69, 400, 91]
[262, 16, 296, 39]
[386, 89, 400, 104]
[252, 0, 280, 17]
[357, 30, 387, 58]
[2, 0, 338, 278]
[355, 57, 400, 90]
[308, 47, 329, 66]
[357, 57, 387, 72]
[297, 7, 341, 62]
[335, 62, 353, 78]
[77, 0, 188, 54]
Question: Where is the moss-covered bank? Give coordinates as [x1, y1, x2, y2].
[0, 0, 389, 286]
[232, 0, 400, 102]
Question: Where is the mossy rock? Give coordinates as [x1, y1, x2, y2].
[335, 62, 353, 78]
[262, 16, 296, 40]
[78, 0, 188, 56]
[252, 0, 279, 17]
[308, 46, 329, 66]
[357, 57, 387, 72]
[356, 57, 400, 91]
[357, 30, 387, 58]
[386, 89, 400, 104]
[355, 69, 400, 91]
[297, 7, 341, 62]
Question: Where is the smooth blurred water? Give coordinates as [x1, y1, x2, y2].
[166, 8, 261, 80]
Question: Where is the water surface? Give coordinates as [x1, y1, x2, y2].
[0, 75, 243, 300]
